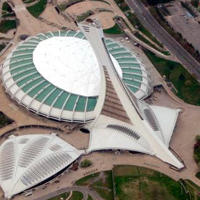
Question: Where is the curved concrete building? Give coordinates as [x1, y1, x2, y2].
[1, 30, 152, 123]
[78, 20, 184, 170]
[0, 20, 184, 200]
[0, 134, 82, 199]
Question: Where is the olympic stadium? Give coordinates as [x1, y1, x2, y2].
[0, 20, 184, 199]
[1, 30, 152, 123]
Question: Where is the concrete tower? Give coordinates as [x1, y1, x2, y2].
[79, 19, 184, 169]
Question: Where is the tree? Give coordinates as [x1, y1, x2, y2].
[80, 159, 92, 168]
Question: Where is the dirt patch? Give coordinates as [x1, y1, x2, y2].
[65, 1, 115, 28]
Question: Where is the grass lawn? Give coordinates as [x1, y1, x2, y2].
[0, 111, 14, 128]
[87, 195, 93, 200]
[91, 171, 113, 200]
[144, 49, 200, 105]
[69, 191, 83, 200]
[0, 20, 16, 33]
[23, 0, 37, 4]
[114, 0, 129, 11]
[113, 165, 189, 200]
[75, 172, 100, 186]
[27, 0, 47, 18]
[2, 2, 12, 12]
[58, 0, 84, 11]
[2, 1, 15, 17]
[0, 44, 6, 52]
[90, 0, 110, 5]
[1, 12, 15, 18]
[103, 23, 123, 34]
[134, 32, 169, 55]
[75, 171, 113, 200]
[76, 10, 94, 22]
[181, 179, 200, 200]
[48, 192, 69, 200]
[74, 166, 200, 200]
[194, 136, 200, 180]
[194, 136, 200, 164]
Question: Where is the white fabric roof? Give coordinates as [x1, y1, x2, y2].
[33, 37, 122, 97]
[87, 111, 183, 169]
[0, 134, 82, 199]
[150, 105, 181, 146]
[79, 21, 183, 170]
[87, 127, 151, 154]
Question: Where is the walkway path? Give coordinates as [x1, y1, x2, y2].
[125, 30, 172, 60]
[34, 186, 104, 200]
[12, 0, 54, 36]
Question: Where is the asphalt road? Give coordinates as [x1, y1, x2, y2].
[126, 0, 200, 81]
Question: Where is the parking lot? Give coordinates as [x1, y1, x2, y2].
[166, 1, 200, 52]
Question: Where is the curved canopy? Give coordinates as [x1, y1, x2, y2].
[0, 134, 82, 199]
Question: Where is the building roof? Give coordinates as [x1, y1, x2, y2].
[87, 119, 152, 154]
[33, 35, 122, 97]
[88, 104, 181, 153]
[0, 134, 82, 199]
[79, 20, 184, 170]
[149, 105, 180, 146]
[2, 30, 151, 122]
[87, 105, 183, 169]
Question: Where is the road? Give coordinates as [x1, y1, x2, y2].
[126, 0, 200, 82]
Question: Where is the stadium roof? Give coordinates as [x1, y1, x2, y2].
[79, 20, 184, 169]
[33, 36, 122, 97]
[0, 134, 82, 199]
[87, 105, 180, 153]
[0, 23, 184, 199]
[2, 30, 152, 122]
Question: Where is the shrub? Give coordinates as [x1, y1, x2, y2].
[80, 159, 92, 168]
[76, 10, 94, 22]
[196, 135, 200, 142]
[184, 80, 192, 86]
[0, 111, 14, 128]
[191, 0, 199, 8]
[58, 0, 83, 11]
[91, 0, 110, 5]
[196, 171, 200, 178]
[0, 44, 6, 52]
[195, 171, 200, 179]
[1, 2, 15, 18]
[103, 23, 123, 34]
[0, 20, 16, 33]
[194, 136, 200, 165]
[23, 0, 36, 4]
[2, 2, 12, 13]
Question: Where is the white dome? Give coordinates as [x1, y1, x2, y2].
[33, 36, 122, 97]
